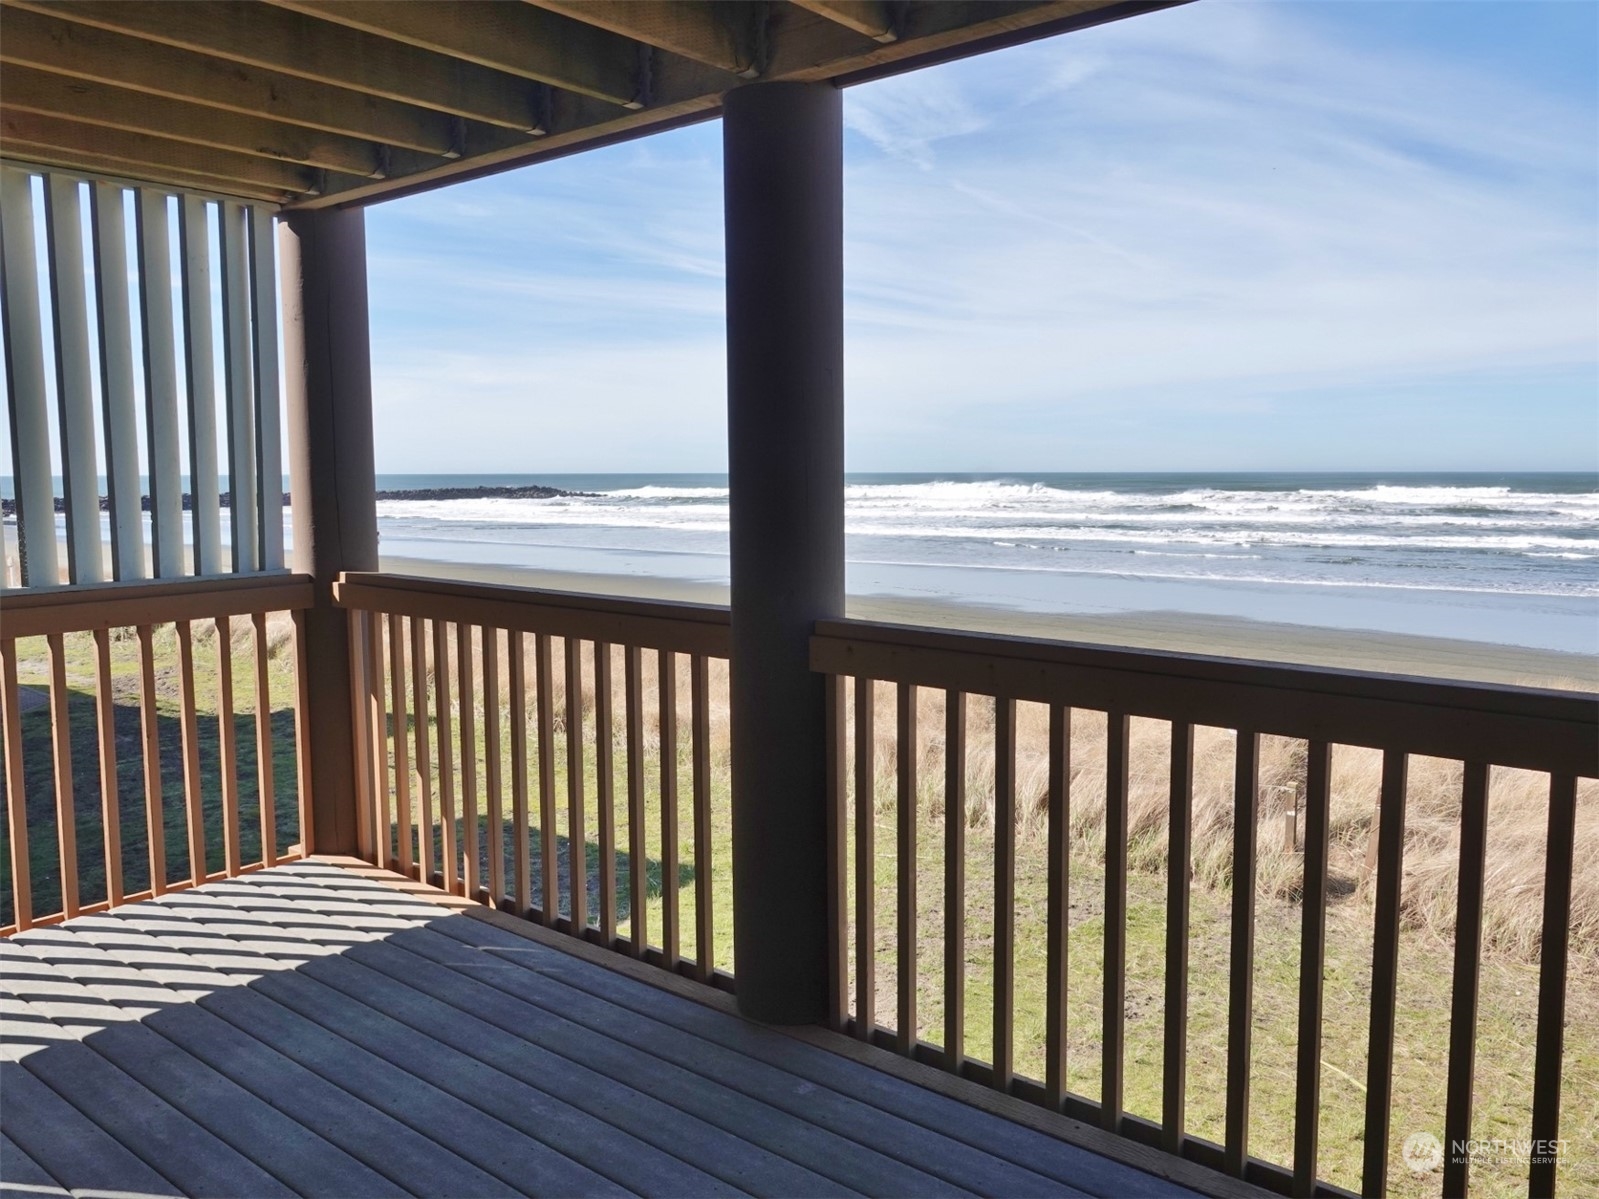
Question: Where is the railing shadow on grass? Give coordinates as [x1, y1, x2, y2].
[374, 816, 697, 929]
[0, 684, 302, 926]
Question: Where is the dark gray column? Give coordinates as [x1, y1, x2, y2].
[279, 206, 378, 857]
[724, 82, 845, 1024]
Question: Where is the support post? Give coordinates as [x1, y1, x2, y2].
[279, 206, 378, 856]
[724, 82, 845, 1023]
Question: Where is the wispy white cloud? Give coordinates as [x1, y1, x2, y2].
[365, 0, 1597, 472]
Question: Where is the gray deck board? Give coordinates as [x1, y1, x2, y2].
[0, 862, 1225, 1199]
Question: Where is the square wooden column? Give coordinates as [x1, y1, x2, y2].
[724, 82, 845, 1023]
[279, 206, 378, 856]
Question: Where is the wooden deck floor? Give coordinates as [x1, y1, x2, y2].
[1, 860, 1244, 1198]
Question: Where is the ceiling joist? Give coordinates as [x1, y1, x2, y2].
[268, 0, 656, 109]
[0, 0, 1166, 208]
[2, 64, 387, 178]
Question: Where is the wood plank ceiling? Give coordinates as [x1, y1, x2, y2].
[0, 0, 1168, 208]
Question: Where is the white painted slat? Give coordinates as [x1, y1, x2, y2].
[90, 181, 146, 581]
[179, 195, 223, 574]
[43, 174, 103, 584]
[0, 167, 60, 587]
[250, 205, 284, 571]
[136, 190, 186, 577]
[220, 202, 258, 573]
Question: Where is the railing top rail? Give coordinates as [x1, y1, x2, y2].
[1, 573, 314, 639]
[812, 617, 1599, 776]
[334, 572, 731, 657]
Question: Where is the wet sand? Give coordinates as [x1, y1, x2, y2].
[382, 555, 1598, 692]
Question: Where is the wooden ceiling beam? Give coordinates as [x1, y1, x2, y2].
[269, 0, 649, 108]
[8, 0, 545, 134]
[524, 0, 757, 77]
[791, 0, 898, 43]
[1, 64, 386, 178]
[0, 148, 292, 204]
[1, 110, 324, 196]
[0, 7, 459, 156]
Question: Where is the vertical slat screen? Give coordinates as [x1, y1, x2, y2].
[4, 168, 283, 591]
[44, 177, 102, 585]
[137, 191, 185, 578]
[249, 206, 285, 570]
[0, 168, 59, 587]
[179, 195, 224, 574]
[220, 203, 259, 573]
[89, 183, 144, 582]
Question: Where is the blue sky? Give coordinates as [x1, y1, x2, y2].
[364, 0, 1599, 474]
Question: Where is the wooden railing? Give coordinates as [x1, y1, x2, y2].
[812, 618, 1597, 1199]
[334, 572, 734, 989]
[0, 573, 316, 933]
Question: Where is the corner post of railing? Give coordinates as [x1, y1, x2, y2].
[723, 80, 845, 1024]
[278, 205, 378, 857]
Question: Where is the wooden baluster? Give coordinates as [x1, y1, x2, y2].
[1362, 750, 1408, 1196]
[566, 638, 588, 932]
[659, 649, 680, 969]
[388, 614, 412, 877]
[510, 631, 532, 915]
[535, 633, 556, 922]
[691, 653, 713, 981]
[624, 645, 647, 955]
[135, 626, 167, 892]
[346, 610, 373, 862]
[367, 612, 389, 868]
[1, 638, 33, 929]
[456, 624, 479, 901]
[944, 690, 966, 1069]
[482, 627, 503, 905]
[175, 622, 205, 886]
[410, 615, 434, 884]
[854, 675, 874, 1041]
[215, 616, 242, 877]
[896, 682, 918, 1056]
[825, 674, 848, 1030]
[1102, 710, 1129, 1131]
[92, 628, 123, 906]
[291, 608, 314, 857]
[1443, 761, 1489, 1199]
[1045, 702, 1071, 1109]
[434, 620, 458, 896]
[1293, 740, 1333, 1198]
[1529, 773, 1577, 1199]
[47, 633, 80, 916]
[1225, 731, 1260, 1177]
[1163, 721, 1194, 1152]
[251, 613, 275, 867]
[993, 696, 1016, 1093]
[594, 642, 616, 943]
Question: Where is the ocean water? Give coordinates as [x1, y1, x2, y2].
[371, 472, 1599, 656]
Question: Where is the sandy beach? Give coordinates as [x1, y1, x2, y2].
[381, 554, 1599, 692]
